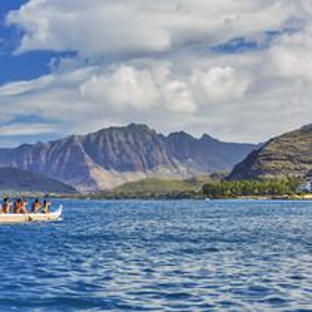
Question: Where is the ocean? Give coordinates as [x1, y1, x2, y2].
[0, 199, 312, 311]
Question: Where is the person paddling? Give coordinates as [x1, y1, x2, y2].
[13, 199, 20, 214]
[41, 200, 51, 214]
[13, 198, 27, 214]
[31, 198, 41, 214]
[19, 199, 28, 214]
[2, 198, 12, 214]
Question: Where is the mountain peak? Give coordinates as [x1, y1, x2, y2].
[200, 133, 217, 142]
[127, 123, 150, 131]
[167, 131, 195, 140]
[94, 123, 152, 136]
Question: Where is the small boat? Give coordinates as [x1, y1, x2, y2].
[0, 205, 63, 224]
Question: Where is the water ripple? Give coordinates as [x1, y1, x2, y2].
[1, 200, 312, 311]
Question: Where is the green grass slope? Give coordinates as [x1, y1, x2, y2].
[99, 172, 228, 199]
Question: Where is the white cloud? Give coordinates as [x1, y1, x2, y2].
[269, 25, 312, 82]
[80, 65, 160, 111]
[80, 63, 244, 114]
[191, 67, 249, 103]
[163, 80, 196, 113]
[8, 0, 299, 57]
[1, 0, 312, 146]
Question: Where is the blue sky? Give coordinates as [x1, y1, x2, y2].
[0, 1, 46, 84]
[0, 1, 72, 85]
[0, 0, 63, 144]
[0, 0, 311, 146]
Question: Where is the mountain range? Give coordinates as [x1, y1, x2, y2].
[0, 124, 256, 191]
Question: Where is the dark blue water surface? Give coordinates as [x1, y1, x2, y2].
[1, 200, 312, 311]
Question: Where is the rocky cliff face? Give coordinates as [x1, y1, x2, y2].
[0, 124, 256, 190]
[228, 126, 312, 180]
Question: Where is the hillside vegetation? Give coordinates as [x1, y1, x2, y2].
[96, 173, 227, 199]
[229, 126, 312, 180]
[203, 178, 302, 199]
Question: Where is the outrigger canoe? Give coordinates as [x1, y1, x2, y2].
[0, 205, 63, 224]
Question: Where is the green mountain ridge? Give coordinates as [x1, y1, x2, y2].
[228, 126, 312, 180]
[0, 167, 76, 193]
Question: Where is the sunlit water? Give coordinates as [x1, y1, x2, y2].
[1, 200, 312, 311]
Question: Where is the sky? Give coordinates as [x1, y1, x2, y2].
[0, 0, 312, 147]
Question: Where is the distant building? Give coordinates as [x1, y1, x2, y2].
[298, 177, 312, 193]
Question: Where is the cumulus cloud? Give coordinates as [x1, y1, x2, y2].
[1, 0, 312, 145]
[79, 63, 247, 114]
[80, 66, 160, 111]
[191, 67, 249, 103]
[270, 25, 312, 82]
[8, 0, 300, 57]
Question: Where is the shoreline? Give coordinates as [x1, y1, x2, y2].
[2, 191, 312, 201]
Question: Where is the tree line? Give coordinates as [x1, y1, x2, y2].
[202, 178, 302, 199]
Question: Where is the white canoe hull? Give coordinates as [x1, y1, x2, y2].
[0, 205, 63, 224]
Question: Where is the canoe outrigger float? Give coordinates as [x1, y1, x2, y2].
[0, 205, 63, 224]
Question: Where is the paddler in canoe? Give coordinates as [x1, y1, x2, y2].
[41, 200, 52, 214]
[31, 198, 41, 213]
[13, 198, 20, 214]
[13, 198, 28, 214]
[2, 198, 12, 214]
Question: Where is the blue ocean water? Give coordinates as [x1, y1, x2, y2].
[1, 200, 312, 311]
